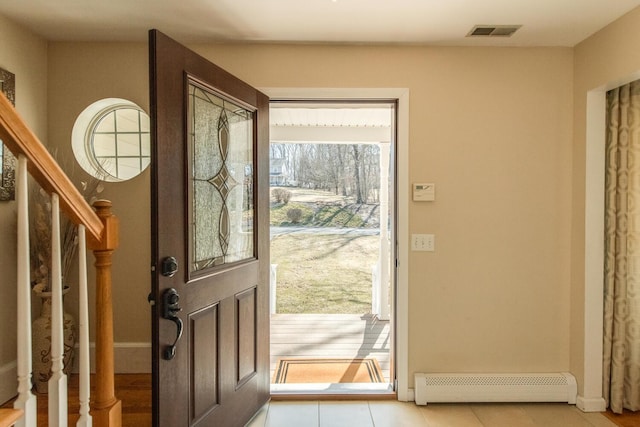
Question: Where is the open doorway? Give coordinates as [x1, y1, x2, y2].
[268, 100, 396, 394]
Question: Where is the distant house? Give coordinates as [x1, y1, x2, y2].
[270, 158, 288, 186]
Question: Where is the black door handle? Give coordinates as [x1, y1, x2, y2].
[162, 288, 183, 360]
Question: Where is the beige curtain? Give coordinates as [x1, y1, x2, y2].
[604, 80, 640, 413]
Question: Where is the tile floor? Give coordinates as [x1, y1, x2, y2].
[245, 401, 618, 427]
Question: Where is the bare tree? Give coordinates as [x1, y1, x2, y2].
[362, 145, 380, 203]
[351, 145, 363, 203]
[269, 142, 382, 203]
[336, 145, 348, 196]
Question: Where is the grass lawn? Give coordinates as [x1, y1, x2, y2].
[271, 233, 379, 314]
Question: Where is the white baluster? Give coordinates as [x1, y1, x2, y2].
[48, 193, 68, 427]
[76, 225, 92, 427]
[14, 155, 37, 427]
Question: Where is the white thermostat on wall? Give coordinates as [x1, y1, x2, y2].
[413, 183, 435, 201]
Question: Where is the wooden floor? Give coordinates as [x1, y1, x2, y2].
[270, 313, 391, 384]
[1, 374, 151, 427]
[603, 409, 640, 427]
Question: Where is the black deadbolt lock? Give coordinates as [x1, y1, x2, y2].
[161, 256, 178, 278]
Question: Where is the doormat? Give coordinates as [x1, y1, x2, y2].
[272, 358, 384, 384]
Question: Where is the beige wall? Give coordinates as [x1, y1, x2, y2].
[47, 42, 575, 384]
[0, 11, 47, 402]
[47, 43, 151, 344]
[571, 6, 640, 400]
[0, 13, 48, 402]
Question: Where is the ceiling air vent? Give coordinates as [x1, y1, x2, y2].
[467, 25, 521, 38]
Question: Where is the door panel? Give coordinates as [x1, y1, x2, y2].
[150, 29, 270, 427]
[236, 288, 257, 384]
[190, 303, 219, 422]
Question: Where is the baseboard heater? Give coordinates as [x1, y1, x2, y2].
[414, 372, 577, 406]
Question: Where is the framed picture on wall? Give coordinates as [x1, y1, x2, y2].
[0, 67, 16, 201]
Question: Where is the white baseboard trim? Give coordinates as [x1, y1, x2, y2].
[72, 342, 151, 374]
[576, 395, 607, 412]
[0, 361, 17, 405]
[1, 342, 150, 404]
[402, 388, 415, 403]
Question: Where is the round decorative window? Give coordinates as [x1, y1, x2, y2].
[72, 98, 150, 182]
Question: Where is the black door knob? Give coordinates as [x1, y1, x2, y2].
[161, 256, 178, 277]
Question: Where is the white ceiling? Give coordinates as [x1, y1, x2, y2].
[0, 0, 639, 46]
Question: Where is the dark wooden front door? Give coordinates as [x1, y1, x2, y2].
[149, 30, 270, 427]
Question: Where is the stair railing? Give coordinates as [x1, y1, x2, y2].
[0, 91, 121, 427]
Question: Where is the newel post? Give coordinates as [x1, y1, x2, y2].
[87, 200, 122, 427]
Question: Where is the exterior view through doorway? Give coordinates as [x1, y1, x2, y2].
[268, 100, 397, 395]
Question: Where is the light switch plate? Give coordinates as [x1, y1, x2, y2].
[411, 234, 435, 252]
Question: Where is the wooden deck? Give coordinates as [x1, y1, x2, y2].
[270, 314, 392, 384]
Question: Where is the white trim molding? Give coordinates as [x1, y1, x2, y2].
[583, 89, 606, 411]
[2, 343, 151, 404]
[577, 395, 607, 412]
[261, 87, 410, 401]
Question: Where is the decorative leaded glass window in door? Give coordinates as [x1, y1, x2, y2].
[188, 81, 255, 274]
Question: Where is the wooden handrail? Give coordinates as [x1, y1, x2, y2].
[0, 409, 23, 427]
[0, 92, 103, 241]
[1, 90, 121, 427]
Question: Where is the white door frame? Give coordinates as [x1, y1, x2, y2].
[261, 87, 410, 400]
